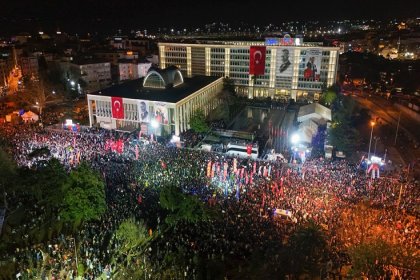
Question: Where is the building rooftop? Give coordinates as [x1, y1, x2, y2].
[297, 103, 332, 122]
[118, 58, 151, 64]
[71, 58, 111, 65]
[90, 75, 220, 103]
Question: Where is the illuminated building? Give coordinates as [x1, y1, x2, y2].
[118, 59, 152, 81]
[87, 66, 223, 136]
[158, 35, 339, 102]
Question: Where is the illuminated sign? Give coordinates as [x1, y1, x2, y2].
[281, 37, 294, 45]
[265, 38, 279, 46]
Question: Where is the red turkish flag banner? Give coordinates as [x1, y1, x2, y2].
[111, 97, 124, 119]
[246, 144, 252, 156]
[115, 139, 124, 154]
[249, 46, 266, 75]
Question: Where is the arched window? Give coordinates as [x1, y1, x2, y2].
[143, 71, 165, 88]
[143, 66, 184, 89]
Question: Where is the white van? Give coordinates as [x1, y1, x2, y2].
[225, 142, 259, 159]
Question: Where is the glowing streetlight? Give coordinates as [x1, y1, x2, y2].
[367, 121, 376, 163]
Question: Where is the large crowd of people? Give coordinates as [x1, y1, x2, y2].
[0, 122, 418, 279]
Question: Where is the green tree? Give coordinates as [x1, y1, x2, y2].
[59, 163, 106, 224]
[159, 185, 210, 226]
[328, 95, 361, 155]
[31, 158, 67, 209]
[287, 221, 328, 278]
[114, 218, 151, 267]
[0, 148, 16, 209]
[328, 123, 360, 156]
[223, 77, 235, 94]
[16, 78, 54, 119]
[348, 239, 396, 279]
[189, 109, 209, 133]
[320, 87, 337, 107]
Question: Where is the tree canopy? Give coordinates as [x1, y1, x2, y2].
[110, 218, 153, 279]
[16, 78, 53, 117]
[189, 109, 209, 134]
[320, 87, 337, 107]
[159, 185, 210, 226]
[328, 95, 361, 155]
[287, 221, 328, 277]
[59, 163, 106, 223]
[347, 239, 416, 279]
[0, 148, 16, 208]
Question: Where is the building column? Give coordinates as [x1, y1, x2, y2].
[159, 46, 166, 68]
[224, 48, 230, 77]
[181, 105, 186, 133]
[87, 96, 93, 127]
[187, 47, 192, 77]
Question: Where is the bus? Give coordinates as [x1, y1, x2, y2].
[225, 142, 259, 159]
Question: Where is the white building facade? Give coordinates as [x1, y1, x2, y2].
[158, 37, 339, 102]
[69, 60, 112, 93]
[87, 68, 223, 136]
[118, 60, 152, 81]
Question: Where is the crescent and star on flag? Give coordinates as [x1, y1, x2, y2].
[254, 51, 262, 64]
[113, 100, 121, 112]
[249, 46, 266, 75]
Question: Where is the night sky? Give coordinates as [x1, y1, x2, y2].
[0, 0, 419, 34]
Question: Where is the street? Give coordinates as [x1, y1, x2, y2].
[353, 94, 420, 177]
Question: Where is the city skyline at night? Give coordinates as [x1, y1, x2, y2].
[0, 0, 419, 35]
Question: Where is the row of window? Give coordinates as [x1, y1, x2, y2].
[165, 47, 333, 55]
[297, 82, 322, 89]
[210, 54, 225, 59]
[165, 47, 187, 52]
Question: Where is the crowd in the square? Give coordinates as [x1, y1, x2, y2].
[0, 122, 418, 279]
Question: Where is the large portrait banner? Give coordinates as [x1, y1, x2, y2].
[154, 102, 168, 125]
[138, 100, 150, 123]
[301, 49, 321, 81]
[277, 48, 293, 77]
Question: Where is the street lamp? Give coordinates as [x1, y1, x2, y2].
[367, 121, 375, 162]
[373, 136, 380, 156]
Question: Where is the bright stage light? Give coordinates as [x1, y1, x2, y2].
[291, 133, 300, 144]
[151, 119, 159, 128]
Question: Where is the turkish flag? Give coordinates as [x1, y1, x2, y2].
[249, 46, 266, 75]
[246, 144, 252, 156]
[111, 97, 124, 119]
[116, 139, 124, 154]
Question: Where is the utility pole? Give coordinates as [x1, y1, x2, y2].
[368, 121, 375, 162]
[394, 112, 401, 146]
[384, 148, 387, 163]
[374, 137, 380, 156]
